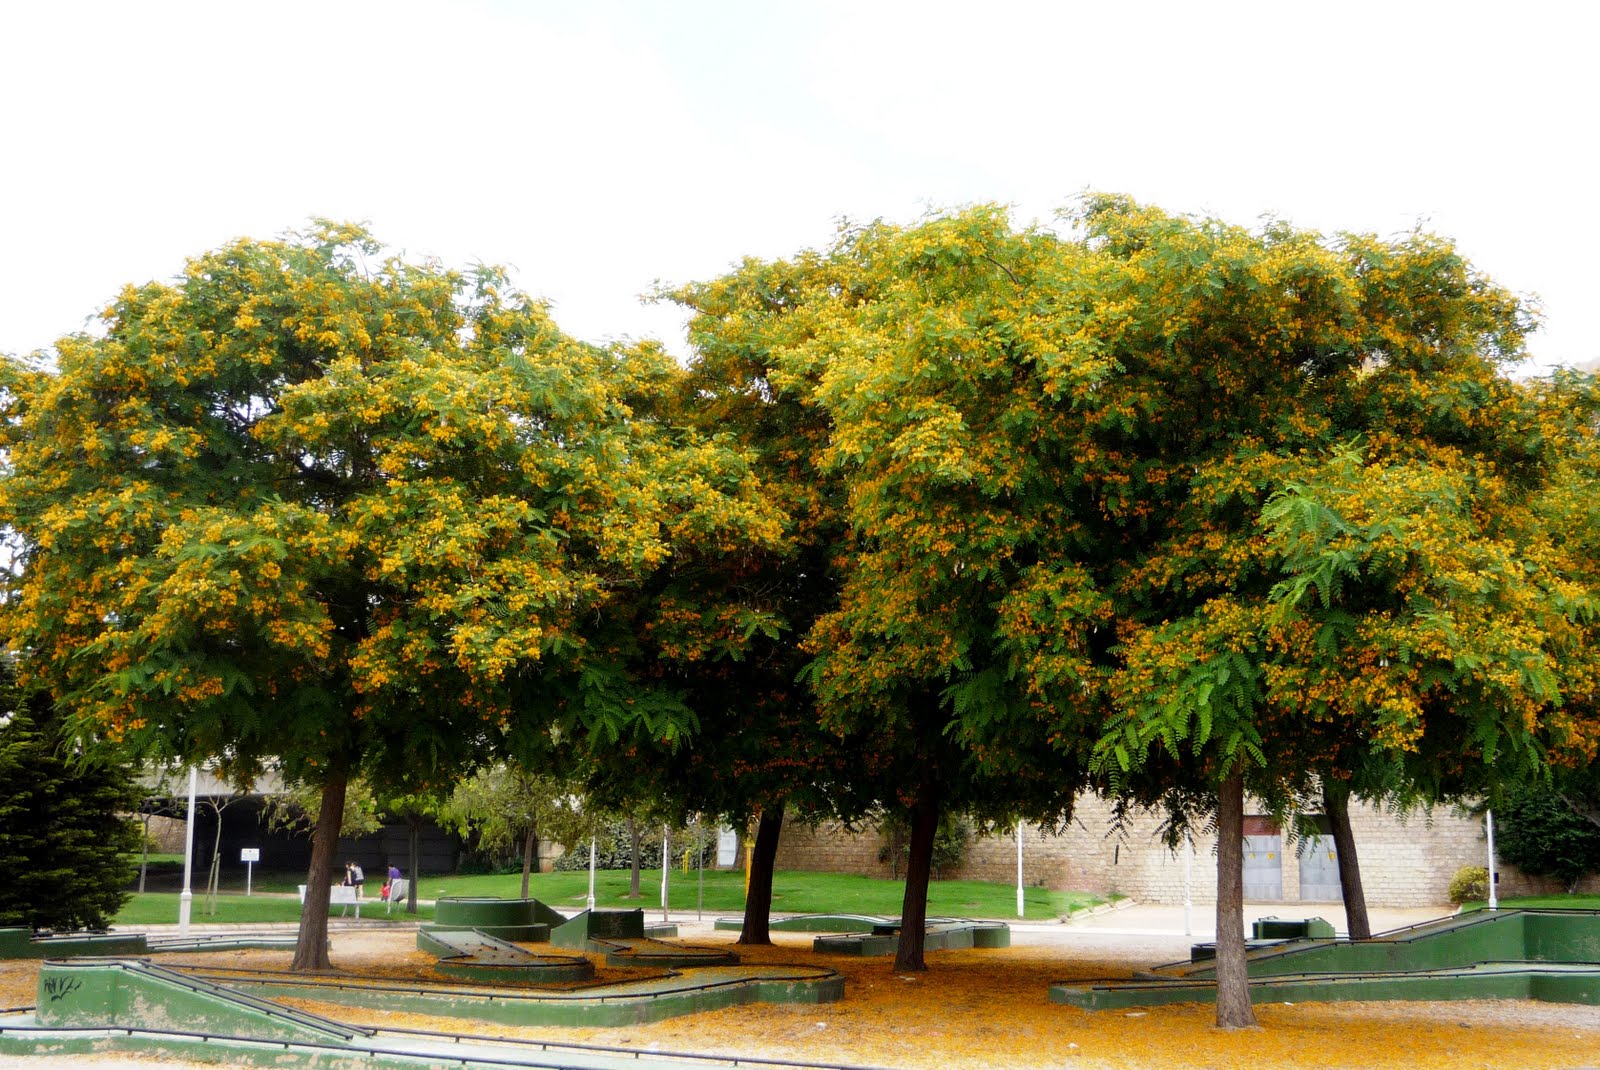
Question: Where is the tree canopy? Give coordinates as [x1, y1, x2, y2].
[2, 203, 1594, 1022]
[0, 223, 782, 967]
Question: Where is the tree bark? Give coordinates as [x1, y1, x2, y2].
[1323, 779, 1370, 940]
[627, 817, 643, 898]
[1213, 770, 1257, 1028]
[290, 768, 348, 972]
[520, 825, 536, 900]
[206, 801, 224, 912]
[138, 812, 151, 894]
[893, 789, 941, 973]
[405, 814, 420, 914]
[738, 807, 784, 946]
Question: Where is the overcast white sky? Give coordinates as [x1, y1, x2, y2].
[2, 1, 1596, 373]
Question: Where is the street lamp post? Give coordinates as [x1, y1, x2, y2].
[586, 837, 597, 912]
[178, 766, 197, 936]
[1015, 821, 1024, 919]
[1486, 810, 1499, 911]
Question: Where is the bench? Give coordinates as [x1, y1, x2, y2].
[383, 878, 410, 915]
[298, 884, 362, 919]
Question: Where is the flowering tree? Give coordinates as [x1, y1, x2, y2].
[1077, 199, 1594, 1026]
[0, 224, 780, 969]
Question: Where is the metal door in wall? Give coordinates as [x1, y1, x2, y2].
[1242, 834, 1283, 900]
[1298, 834, 1343, 901]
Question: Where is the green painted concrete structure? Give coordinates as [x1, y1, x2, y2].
[550, 909, 739, 968]
[33, 958, 365, 1043]
[709, 913, 1011, 955]
[2, 1008, 870, 1070]
[426, 895, 566, 942]
[809, 917, 1011, 956]
[144, 932, 300, 953]
[1158, 909, 1600, 981]
[714, 912, 885, 933]
[199, 962, 845, 1027]
[1051, 962, 1600, 1010]
[1052, 909, 1600, 1010]
[0, 927, 147, 959]
[2, 926, 302, 959]
[14, 951, 847, 1063]
[1251, 916, 1337, 940]
[417, 928, 596, 984]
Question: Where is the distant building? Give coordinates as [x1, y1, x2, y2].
[136, 767, 460, 883]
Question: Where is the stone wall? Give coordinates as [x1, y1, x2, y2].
[773, 795, 1600, 907]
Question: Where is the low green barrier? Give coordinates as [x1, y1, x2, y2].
[1054, 909, 1600, 1010]
[551, 909, 737, 968]
[188, 962, 844, 1028]
[0, 928, 148, 960]
[417, 927, 595, 984]
[808, 916, 1011, 956]
[34, 958, 363, 1044]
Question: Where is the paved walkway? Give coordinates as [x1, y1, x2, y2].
[1035, 900, 1450, 938]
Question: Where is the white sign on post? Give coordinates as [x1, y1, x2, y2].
[240, 848, 260, 896]
[717, 827, 738, 867]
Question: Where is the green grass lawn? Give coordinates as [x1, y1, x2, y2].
[115, 869, 1100, 926]
[113, 892, 418, 926]
[1459, 893, 1600, 912]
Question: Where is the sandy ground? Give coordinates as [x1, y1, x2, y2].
[4, 909, 1600, 1069]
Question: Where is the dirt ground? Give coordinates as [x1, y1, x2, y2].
[4, 926, 1600, 1069]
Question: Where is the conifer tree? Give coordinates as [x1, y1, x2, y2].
[0, 670, 141, 931]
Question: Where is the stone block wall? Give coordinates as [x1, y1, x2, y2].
[772, 795, 1600, 907]
[774, 821, 895, 878]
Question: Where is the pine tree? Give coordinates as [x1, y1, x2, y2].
[0, 676, 141, 931]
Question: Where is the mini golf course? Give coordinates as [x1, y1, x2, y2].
[1051, 908, 1600, 1010]
[713, 913, 1011, 955]
[2, 955, 854, 1069]
[0, 898, 851, 1068]
[0, 926, 298, 959]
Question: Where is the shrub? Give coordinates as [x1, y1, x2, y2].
[1494, 787, 1600, 892]
[1448, 865, 1489, 904]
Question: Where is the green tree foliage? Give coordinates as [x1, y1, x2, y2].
[685, 196, 1595, 1012]
[1495, 787, 1600, 890]
[567, 253, 886, 945]
[0, 671, 141, 931]
[438, 762, 591, 898]
[0, 223, 781, 969]
[1068, 198, 1592, 1025]
[681, 211, 1101, 969]
[261, 776, 385, 840]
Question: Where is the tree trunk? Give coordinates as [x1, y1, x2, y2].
[893, 790, 941, 973]
[1214, 770, 1257, 1029]
[1323, 779, 1370, 940]
[627, 817, 642, 898]
[138, 812, 151, 894]
[738, 807, 784, 946]
[406, 814, 421, 914]
[206, 804, 224, 912]
[290, 769, 348, 972]
[520, 825, 536, 900]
